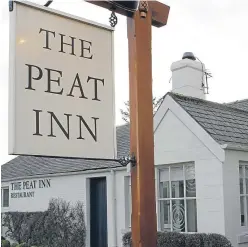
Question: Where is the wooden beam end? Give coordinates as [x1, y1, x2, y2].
[149, 2, 170, 27]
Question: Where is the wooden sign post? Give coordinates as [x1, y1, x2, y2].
[127, 7, 155, 247]
[87, 1, 170, 246]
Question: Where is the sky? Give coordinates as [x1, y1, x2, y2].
[1, 0, 248, 165]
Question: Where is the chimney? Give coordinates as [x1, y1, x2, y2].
[170, 52, 206, 99]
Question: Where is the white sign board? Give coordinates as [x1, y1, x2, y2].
[9, 1, 116, 159]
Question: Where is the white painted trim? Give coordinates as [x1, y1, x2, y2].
[124, 175, 131, 229]
[155, 167, 161, 231]
[8, 2, 17, 154]
[237, 232, 248, 244]
[85, 178, 91, 247]
[154, 94, 225, 163]
[1, 166, 126, 183]
[221, 144, 248, 152]
[13, 1, 114, 31]
[111, 31, 117, 159]
[110, 170, 118, 247]
[171, 64, 204, 73]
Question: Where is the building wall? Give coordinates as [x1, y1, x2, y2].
[3, 101, 246, 247]
[1, 169, 129, 247]
[115, 170, 131, 247]
[2, 174, 86, 213]
[154, 109, 225, 234]
[223, 149, 248, 247]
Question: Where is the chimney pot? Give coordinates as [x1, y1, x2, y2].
[182, 52, 196, 61]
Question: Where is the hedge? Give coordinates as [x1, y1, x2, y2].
[2, 198, 86, 247]
[1, 240, 10, 247]
[123, 231, 233, 247]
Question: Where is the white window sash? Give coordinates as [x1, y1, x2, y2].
[240, 164, 248, 227]
[158, 163, 196, 233]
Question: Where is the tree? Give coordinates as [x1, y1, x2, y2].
[120, 96, 164, 123]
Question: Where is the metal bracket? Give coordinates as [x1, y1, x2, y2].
[117, 154, 136, 167]
[64, 154, 137, 168]
[44, 0, 53, 7]
[9, 0, 13, 12]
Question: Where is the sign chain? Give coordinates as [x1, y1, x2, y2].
[139, 1, 149, 18]
[109, 9, 118, 27]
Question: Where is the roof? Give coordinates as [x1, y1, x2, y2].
[226, 99, 248, 112]
[169, 93, 248, 147]
[1, 124, 130, 181]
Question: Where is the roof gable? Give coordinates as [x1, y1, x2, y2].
[154, 93, 225, 163]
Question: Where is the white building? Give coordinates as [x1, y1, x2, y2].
[2, 53, 248, 247]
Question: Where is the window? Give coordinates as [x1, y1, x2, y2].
[158, 164, 197, 232]
[125, 176, 132, 228]
[1, 187, 9, 207]
[239, 164, 248, 226]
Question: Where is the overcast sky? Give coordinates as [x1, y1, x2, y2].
[1, 0, 248, 165]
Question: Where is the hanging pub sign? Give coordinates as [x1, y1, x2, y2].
[8, 1, 116, 159]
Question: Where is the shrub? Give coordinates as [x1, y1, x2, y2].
[158, 232, 186, 247]
[2, 212, 26, 243]
[123, 232, 132, 247]
[16, 244, 28, 247]
[122, 231, 233, 247]
[10, 244, 18, 247]
[184, 233, 205, 247]
[208, 233, 232, 247]
[1, 240, 10, 247]
[2, 198, 86, 247]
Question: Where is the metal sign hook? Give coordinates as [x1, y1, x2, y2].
[44, 0, 53, 7]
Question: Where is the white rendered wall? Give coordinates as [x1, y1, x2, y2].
[1, 169, 123, 247]
[154, 109, 225, 234]
[115, 170, 131, 247]
[223, 149, 248, 247]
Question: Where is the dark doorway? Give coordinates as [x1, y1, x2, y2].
[90, 177, 108, 247]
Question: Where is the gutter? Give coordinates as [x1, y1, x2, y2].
[1, 166, 126, 183]
[221, 144, 248, 152]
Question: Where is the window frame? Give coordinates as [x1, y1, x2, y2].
[158, 163, 197, 233]
[1, 186, 10, 208]
[239, 163, 248, 227]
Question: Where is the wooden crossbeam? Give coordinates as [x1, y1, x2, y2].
[85, 0, 170, 27]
